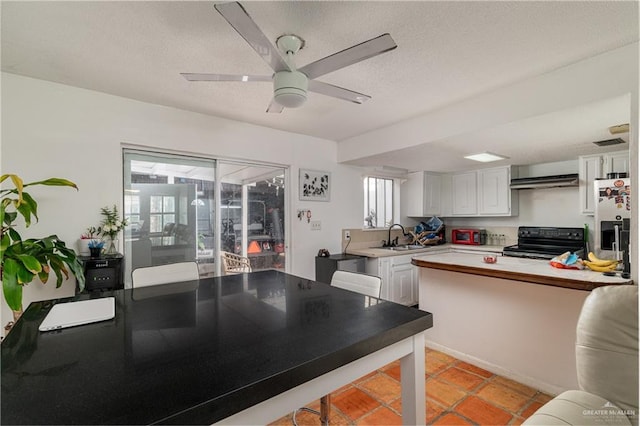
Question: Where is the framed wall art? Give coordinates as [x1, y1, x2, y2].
[299, 169, 330, 202]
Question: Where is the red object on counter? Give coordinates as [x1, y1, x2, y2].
[452, 228, 487, 245]
[550, 261, 581, 270]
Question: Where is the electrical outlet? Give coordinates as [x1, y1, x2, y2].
[310, 221, 321, 231]
[344, 230, 351, 240]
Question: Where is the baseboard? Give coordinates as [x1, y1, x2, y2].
[425, 339, 565, 397]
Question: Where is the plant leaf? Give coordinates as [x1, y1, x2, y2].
[16, 254, 42, 274]
[8, 228, 21, 243]
[2, 258, 23, 311]
[18, 191, 39, 225]
[38, 269, 50, 284]
[9, 175, 24, 204]
[1, 233, 9, 252]
[23, 178, 78, 191]
[16, 264, 34, 285]
[3, 211, 17, 226]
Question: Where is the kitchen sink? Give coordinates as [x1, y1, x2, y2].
[376, 244, 427, 251]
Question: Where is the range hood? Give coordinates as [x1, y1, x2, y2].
[510, 173, 579, 190]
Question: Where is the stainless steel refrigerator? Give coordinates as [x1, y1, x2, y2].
[593, 176, 631, 266]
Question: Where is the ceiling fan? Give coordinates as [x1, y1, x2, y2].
[181, 1, 397, 113]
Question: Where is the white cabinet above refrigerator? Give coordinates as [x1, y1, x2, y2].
[578, 150, 629, 215]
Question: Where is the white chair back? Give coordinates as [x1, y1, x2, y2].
[330, 270, 381, 298]
[132, 262, 199, 288]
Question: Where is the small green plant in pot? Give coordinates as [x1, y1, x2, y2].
[0, 174, 85, 320]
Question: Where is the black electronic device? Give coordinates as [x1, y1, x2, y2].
[317, 249, 330, 257]
[78, 254, 124, 292]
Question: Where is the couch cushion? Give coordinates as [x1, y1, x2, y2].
[576, 285, 638, 418]
[523, 390, 632, 426]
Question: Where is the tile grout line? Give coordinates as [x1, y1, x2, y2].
[271, 348, 553, 425]
[428, 357, 539, 425]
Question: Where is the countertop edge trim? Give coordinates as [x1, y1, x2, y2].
[411, 258, 633, 291]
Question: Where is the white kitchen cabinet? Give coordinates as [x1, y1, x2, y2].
[390, 255, 418, 306]
[579, 154, 602, 215]
[406, 171, 442, 217]
[604, 151, 629, 174]
[367, 257, 391, 300]
[579, 150, 629, 215]
[478, 166, 518, 216]
[366, 254, 418, 306]
[451, 171, 478, 216]
[451, 166, 517, 217]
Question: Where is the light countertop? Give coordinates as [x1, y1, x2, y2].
[411, 251, 633, 291]
[346, 243, 504, 258]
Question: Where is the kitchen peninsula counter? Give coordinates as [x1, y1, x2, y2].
[414, 251, 633, 395]
[412, 252, 633, 291]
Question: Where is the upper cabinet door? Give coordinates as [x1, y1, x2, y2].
[579, 154, 602, 215]
[406, 172, 442, 217]
[579, 150, 627, 215]
[605, 151, 629, 174]
[478, 167, 512, 215]
[452, 171, 478, 215]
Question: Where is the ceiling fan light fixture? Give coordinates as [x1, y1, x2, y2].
[274, 71, 308, 108]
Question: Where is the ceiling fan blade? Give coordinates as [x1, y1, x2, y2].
[266, 99, 284, 113]
[215, 2, 291, 72]
[308, 80, 371, 104]
[181, 73, 271, 82]
[298, 33, 397, 80]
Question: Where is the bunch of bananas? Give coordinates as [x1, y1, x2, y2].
[582, 252, 620, 272]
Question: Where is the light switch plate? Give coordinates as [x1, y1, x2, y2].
[310, 221, 321, 231]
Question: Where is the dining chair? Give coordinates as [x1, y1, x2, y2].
[221, 251, 252, 275]
[131, 261, 200, 288]
[293, 270, 382, 426]
[330, 270, 382, 298]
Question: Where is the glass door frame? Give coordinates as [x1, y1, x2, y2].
[123, 146, 290, 282]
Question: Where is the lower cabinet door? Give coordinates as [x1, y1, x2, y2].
[391, 264, 415, 305]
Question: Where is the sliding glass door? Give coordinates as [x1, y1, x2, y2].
[123, 150, 287, 286]
[218, 161, 286, 272]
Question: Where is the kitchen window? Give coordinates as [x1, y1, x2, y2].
[364, 176, 393, 228]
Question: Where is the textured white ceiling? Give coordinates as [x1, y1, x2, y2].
[2, 1, 638, 171]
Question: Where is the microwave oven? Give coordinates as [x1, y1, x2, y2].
[452, 228, 487, 245]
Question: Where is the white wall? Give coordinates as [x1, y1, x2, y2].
[419, 267, 589, 395]
[0, 72, 365, 328]
[445, 187, 593, 230]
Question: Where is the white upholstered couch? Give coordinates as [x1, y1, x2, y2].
[524, 285, 638, 426]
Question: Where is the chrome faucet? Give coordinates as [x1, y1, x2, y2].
[385, 223, 407, 247]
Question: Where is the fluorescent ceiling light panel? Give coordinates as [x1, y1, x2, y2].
[464, 152, 509, 162]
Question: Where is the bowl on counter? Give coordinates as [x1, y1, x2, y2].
[483, 255, 498, 264]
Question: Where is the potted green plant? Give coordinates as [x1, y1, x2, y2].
[99, 205, 127, 255]
[0, 174, 85, 321]
[78, 226, 102, 256]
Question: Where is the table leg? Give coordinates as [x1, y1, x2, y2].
[400, 332, 426, 425]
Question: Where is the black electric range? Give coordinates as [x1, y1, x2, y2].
[503, 226, 585, 260]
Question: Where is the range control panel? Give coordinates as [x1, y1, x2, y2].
[517, 227, 584, 242]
